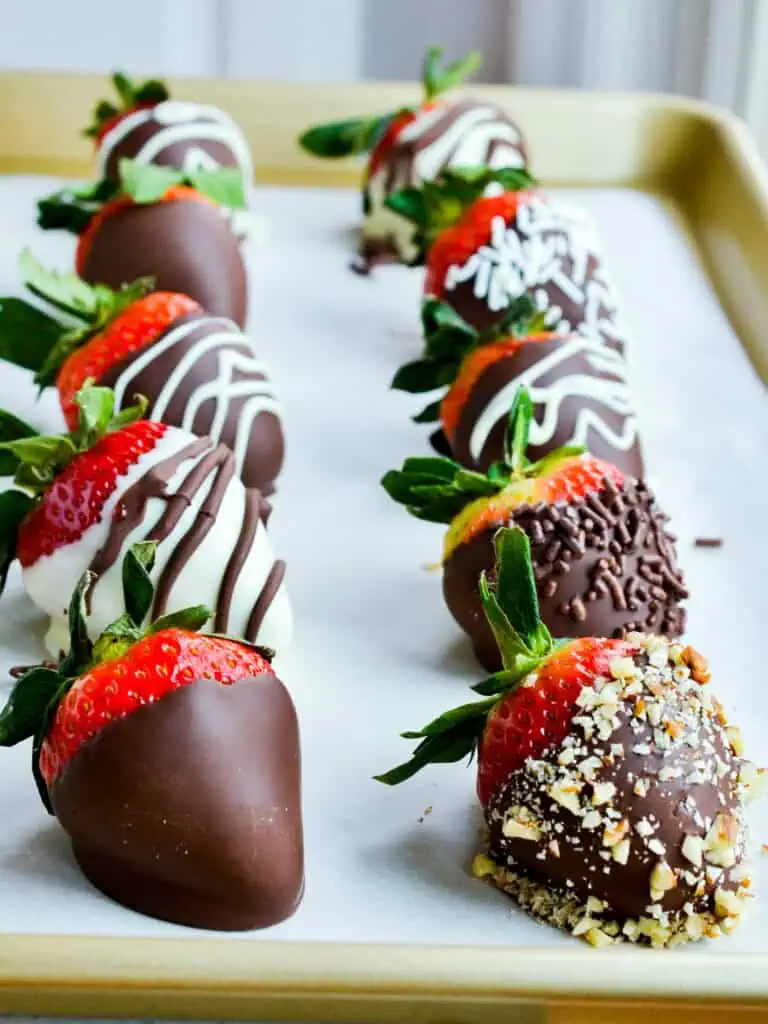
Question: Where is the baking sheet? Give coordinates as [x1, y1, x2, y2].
[0, 176, 765, 957]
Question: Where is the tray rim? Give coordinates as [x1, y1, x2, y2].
[0, 72, 767, 1020]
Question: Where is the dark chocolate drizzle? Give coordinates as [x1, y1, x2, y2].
[246, 560, 286, 642]
[87, 436, 283, 639]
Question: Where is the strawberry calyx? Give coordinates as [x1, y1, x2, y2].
[0, 540, 274, 811]
[37, 156, 247, 236]
[384, 165, 536, 263]
[83, 71, 170, 140]
[381, 386, 585, 529]
[0, 384, 147, 594]
[298, 46, 482, 160]
[392, 293, 550, 421]
[0, 249, 154, 389]
[376, 526, 558, 786]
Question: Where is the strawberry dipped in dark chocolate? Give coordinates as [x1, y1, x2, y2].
[299, 47, 530, 269]
[38, 158, 248, 325]
[85, 71, 253, 185]
[0, 544, 303, 931]
[387, 167, 627, 348]
[377, 527, 758, 948]
[393, 294, 643, 479]
[0, 252, 283, 494]
[382, 389, 686, 671]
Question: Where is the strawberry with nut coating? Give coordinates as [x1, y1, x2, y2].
[378, 527, 756, 948]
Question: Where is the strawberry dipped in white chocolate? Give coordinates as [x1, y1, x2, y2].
[299, 47, 530, 269]
[0, 387, 291, 658]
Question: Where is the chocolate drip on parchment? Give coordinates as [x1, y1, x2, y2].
[87, 437, 283, 640]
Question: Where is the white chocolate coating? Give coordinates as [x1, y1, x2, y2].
[23, 428, 292, 657]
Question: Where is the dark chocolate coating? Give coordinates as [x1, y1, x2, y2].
[486, 674, 744, 922]
[443, 479, 687, 671]
[98, 311, 283, 495]
[435, 203, 624, 352]
[451, 338, 644, 479]
[102, 115, 241, 183]
[80, 199, 247, 327]
[51, 675, 303, 931]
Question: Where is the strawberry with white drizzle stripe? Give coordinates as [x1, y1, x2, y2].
[298, 47, 530, 268]
[0, 386, 291, 658]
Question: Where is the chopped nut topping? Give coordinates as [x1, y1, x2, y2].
[603, 818, 629, 848]
[592, 782, 616, 805]
[612, 838, 631, 864]
[650, 860, 676, 895]
[681, 834, 704, 868]
[680, 645, 711, 684]
[727, 726, 744, 756]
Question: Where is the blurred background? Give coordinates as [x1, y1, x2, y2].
[1, 0, 767, 154]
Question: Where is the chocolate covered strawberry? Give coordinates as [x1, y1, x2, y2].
[299, 47, 530, 268]
[0, 384, 291, 658]
[394, 295, 643, 478]
[0, 545, 303, 931]
[382, 388, 686, 670]
[378, 527, 756, 948]
[38, 158, 248, 324]
[0, 251, 283, 493]
[85, 71, 254, 186]
[386, 168, 626, 346]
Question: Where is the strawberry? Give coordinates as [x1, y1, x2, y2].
[74, 185, 215, 277]
[37, 157, 246, 245]
[0, 249, 201, 428]
[0, 384, 153, 581]
[382, 387, 686, 667]
[299, 47, 482, 164]
[83, 71, 170, 143]
[0, 539, 274, 808]
[392, 293, 554, 445]
[377, 525, 636, 804]
[384, 166, 533, 267]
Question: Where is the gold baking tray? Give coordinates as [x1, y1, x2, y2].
[0, 72, 767, 1024]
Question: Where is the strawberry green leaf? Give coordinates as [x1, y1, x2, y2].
[0, 490, 34, 593]
[72, 385, 116, 447]
[133, 77, 169, 106]
[0, 666, 63, 746]
[375, 697, 494, 785]
[0, 411, 39, 476]
[391, 358, 444, 394]
[384, 187, 429, 226]
[505, 387, 533, 474]
[186, 167, 247, 210]
[0, 435, 77, 474]
[381, 457, 501, 524]
[108, 393, 149, 432]
[422, 297, 475, 337]
[119, 159, 183, 203]
[149, 605, 212, 634]
[422, 47, 482, 101]
[299, 114, 395, 159]
[112, 71, 137, 106]
[57, 569, 95, 681]
[526, 445, 586, 477]
[488, 526, 553, 659]
[83, 99, 119, 138]
[0, 298, 67, 373]
[412, 399, 442, 424]
[122, 540, 157, 627]
[19, 249, 99, 321]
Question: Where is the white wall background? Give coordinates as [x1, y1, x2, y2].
[0, 0, 766, 151]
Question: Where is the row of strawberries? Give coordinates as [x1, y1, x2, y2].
[300, 50, 760, 947]
[0, 76, 305, 930]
